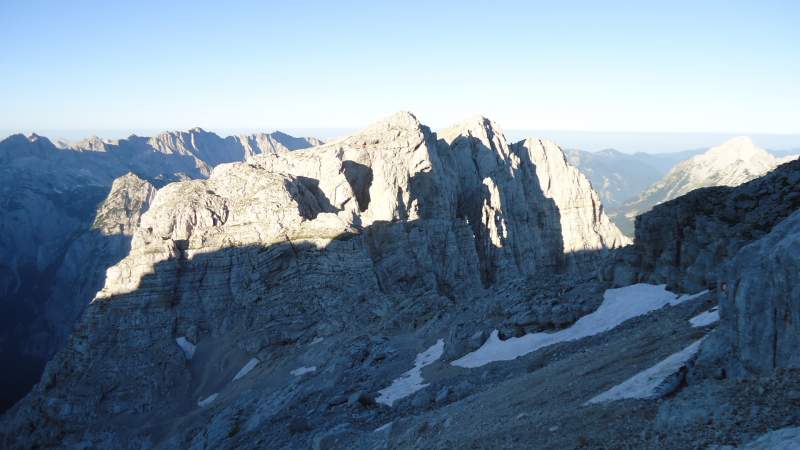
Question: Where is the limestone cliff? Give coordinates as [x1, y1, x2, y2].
[0, 129, 319, 412]
[718, 209, 800, 376]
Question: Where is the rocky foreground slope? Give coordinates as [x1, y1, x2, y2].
[0, 112, 630, 448]
[0, 129, 320, 411]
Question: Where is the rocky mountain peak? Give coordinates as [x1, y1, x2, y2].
[0, 133, 57, 161]
[439, 115, 504, 146]
[92, 173, 157, 236]
[74, 135, 109, 152]
[698, 136, 772, 167]
[614, 136, 793, 235]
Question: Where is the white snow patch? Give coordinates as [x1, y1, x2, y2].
[290, 366, 317, 376]
[453, 284, 707, 368]
[175, 336, 196, 360]
[197, 393, 218, 407]
[690, 307, 720, 327]
[586, 338, 705, 404]
[374, 422, 393, 433]
[233, 358, 260, 381]
[376, 339, 444, 407]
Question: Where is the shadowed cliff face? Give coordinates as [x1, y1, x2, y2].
[0, 130, 321, 413]
[0, 113, 627, 448]
[0, 174, 156, 413]
[617, 158, 800, 294]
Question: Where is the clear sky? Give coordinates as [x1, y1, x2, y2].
[1, 0, 799, 146]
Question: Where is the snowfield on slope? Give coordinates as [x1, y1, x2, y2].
[690, 307, 720, 327]
[586, 338, 705, 404]
[233, 358, 260, 381]
[175, 337, 196, 360]
[290, 366, 316, 376]
[376, 339, 444, 406]
[453, 284, 708, 368]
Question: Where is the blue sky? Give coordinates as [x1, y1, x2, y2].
[1, 0, 798, 149]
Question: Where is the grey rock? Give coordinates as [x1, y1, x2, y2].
[347, 391, 375, 408]
[0, 129, 321, 411]
[288, 417, 311, 435]
[411, 388, 433, 409]
[611, 158, 800, 293]
[717, 209, 800, 377]
[0, 112, 628, 448]
[435, 387, 450, 403]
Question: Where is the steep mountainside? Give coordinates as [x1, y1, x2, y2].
[613, 137, 798, 234]
[564, 148, 666, 210]
[518, 141, 628, 256]
[0, 113, 629, 448]
[0, 130, 320, 412]
[3, 115, 798, 449]
[563, 148, 709, 210]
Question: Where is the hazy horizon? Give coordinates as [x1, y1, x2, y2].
[4, 126, 799, 155]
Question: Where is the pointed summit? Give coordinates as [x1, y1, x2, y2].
[360, 111, 421, 133]
[617, 136, 791, 234]
[438, 115, 505, 146]
[703, 136, 767, 161]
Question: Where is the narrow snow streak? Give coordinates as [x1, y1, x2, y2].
[233, 357, 260, 381]
[197, 393, 218, 407]
[290, 366, 317, 376]
[453, 284, 708, 368]
[175, 336, 196, 360]
[374, 422, 393, 433]
[690, 307, 720, 327]
[376, 339, 444, 407]
[586, 339, 705, 404]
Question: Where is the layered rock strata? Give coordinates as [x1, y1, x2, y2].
[0, 112, 626, 448]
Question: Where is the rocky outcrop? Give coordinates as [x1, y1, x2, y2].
[598, 155, 800, 381]
[0, 113, 626, 448]
[0, 130, 319, 412]
[608, 158, 800, 292]
[715, 209, 800, 376]
[614, 137, 797, 235]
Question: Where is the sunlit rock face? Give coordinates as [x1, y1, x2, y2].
[0, 113, 626, 448]
[0, 129, 320, 412]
